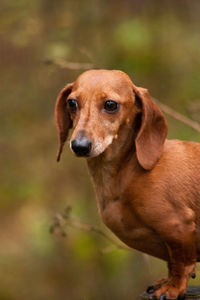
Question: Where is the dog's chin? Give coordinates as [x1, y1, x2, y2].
[90, 136, 114, 157]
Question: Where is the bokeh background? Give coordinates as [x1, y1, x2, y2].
[1, 0, 200, 299]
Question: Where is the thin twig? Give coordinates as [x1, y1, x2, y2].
[50, 206, 131, 252]
[44, 58, 94, 70]
[153, 98, 200, 133]
[69, 216, 131, 251]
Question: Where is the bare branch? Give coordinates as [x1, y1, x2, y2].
[153, 98, 200, 133]
[50, 206, 131, 252]
[44, 58, 94, 70]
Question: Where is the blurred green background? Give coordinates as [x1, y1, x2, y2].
[1, 0, 200, 299]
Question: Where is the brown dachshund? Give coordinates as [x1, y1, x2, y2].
[55, 69, 200, 300]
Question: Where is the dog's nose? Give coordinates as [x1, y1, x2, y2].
[71, 137, 92, 156]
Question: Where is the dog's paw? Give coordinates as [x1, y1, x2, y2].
[146, 278, 170, 294]
[152, 283, 186, 300]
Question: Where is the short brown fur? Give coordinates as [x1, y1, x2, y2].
[55, 69, 200, 299]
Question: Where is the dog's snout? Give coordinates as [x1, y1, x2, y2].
[71, 137, 92, 157]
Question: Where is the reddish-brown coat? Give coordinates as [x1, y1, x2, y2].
[55, 70, 200, 299]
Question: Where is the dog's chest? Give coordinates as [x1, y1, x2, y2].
[88, 162, 146, 239]
[96, 190, 153, 251]
[88, 165, 159, 253]
[99, 198, 132, 232]
[93, 180, 140, 237]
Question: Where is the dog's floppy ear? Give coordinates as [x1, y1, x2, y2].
[55, 83, 73, 162]
[133, 85, 168, 170]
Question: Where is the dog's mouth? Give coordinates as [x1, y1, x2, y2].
[70, 134, 114, 158]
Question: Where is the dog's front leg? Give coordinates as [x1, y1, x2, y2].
[152, 223, 196, 299]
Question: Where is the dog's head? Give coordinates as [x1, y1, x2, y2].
[55, 69, 167, 170]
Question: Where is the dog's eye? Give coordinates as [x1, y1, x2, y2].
[104, 100, 119, 113]
[67, 99, 78, 112]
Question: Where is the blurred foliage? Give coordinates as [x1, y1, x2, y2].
[1, 0, 200, 299]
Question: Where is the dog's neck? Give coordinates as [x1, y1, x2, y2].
[86, 125, 140, 211]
